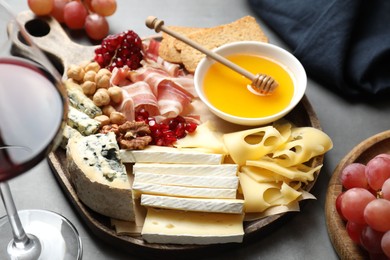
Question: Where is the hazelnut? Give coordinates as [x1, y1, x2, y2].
[108, 86, 123, 103]
[92, 88, 110, 106]
[110, 111, 126, 125]
[81, 81, 97, 95]
[83, 70, 97, 82]
[67, 65, 85, 82]
[84, 61, 100, 72]
[102, 105, 116, 116]
[94, 115, 111, 126]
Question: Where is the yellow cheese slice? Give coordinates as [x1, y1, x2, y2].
[174, 120, 227, 154]
[238, 172, 280, 212]
[141, 208, 244, 244]
[240, 165, 289, 183]
[222, 126, 287, 166]
[246, 158, 322, 183]
[272, 127, 333, 167]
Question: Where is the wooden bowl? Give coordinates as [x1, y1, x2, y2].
[325, 130, 390, 260]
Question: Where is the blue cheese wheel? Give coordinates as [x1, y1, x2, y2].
[66, 132, 135, 221]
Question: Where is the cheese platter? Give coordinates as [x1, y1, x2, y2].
[48, 94, 323, 253]
[15, 10, 329, 254]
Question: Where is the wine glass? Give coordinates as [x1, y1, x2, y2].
[0, 1, 82, 259]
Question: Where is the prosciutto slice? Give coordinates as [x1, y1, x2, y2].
[112, 38, 199, 122]
[156, 80, 193, 117]
[115, 91, 135, 122]
[144, 38, 182, 77]
[121, 81, 159, 116]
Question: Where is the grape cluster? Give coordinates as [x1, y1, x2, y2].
[27, 0, 117, 40]
[336, 153, 390, 259]
[135, 109, 198, 147]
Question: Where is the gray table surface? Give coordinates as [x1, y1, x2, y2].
[2, 0, 390, 259]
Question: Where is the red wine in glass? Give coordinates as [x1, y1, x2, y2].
[0, 57, 64, 182]
[0, 1, 82, 259]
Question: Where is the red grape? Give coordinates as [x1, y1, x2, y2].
[50, 0, 70, 23]
[28, 0, 54, 16]
[381, 230, 390, 258]
[341, 188, 376, 224]
[364, 199, 390, 232]
[382, 179, 390, 201]
[91, 0, 117, 16]
[63, 1, 88, 29]
[335, 192, 346, 220]
[365, 156, 390, 191]
[360, 226, 384, 254]
[85, 14, 109, 41]
[340, 163, 368, 189]
[346, 221, 366, 244]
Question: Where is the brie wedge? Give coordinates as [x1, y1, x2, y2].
[141, 208, 244, 245]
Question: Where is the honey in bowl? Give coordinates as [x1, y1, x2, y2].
[202, 54, 294, 118]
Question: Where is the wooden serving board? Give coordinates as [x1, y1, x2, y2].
[325, 130, 390, 260]
[48, 95, 324, 255]
[15, 9, 325, 255]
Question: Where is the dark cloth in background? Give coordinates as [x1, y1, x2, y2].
[248, 0, 390, 98]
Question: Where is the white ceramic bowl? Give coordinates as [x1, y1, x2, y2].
[194, 41, 307, 126]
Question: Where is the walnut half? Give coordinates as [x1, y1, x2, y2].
[101, 121, 152, 150]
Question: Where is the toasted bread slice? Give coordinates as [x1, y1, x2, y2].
[178, 16, 268, 73]
[159, 26, 204, 63]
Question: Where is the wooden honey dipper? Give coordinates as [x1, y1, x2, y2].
[145, 16, 279, 96]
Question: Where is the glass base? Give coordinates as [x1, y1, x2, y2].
[0, 209, 82, 260]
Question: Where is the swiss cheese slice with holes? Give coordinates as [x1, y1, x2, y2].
[67, 132, 135, 221]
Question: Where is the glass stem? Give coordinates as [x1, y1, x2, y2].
[0, 181, 30, 248]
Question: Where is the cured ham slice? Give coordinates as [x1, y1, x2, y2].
[130, 66, 197, 98]
[157, 80, 193, 117]
[115, 91, 135, 122]
[143, 39, 183, 77]
[121, 81, 159, 116]
[112, 38, 199, 122]
[110, 67, 132, 87]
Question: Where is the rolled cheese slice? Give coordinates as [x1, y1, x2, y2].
[67, 132, 135, 221]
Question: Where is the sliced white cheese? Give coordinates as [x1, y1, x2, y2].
[141, 194, 244, 214]
[133, 163, 238, 177]
[132, 182, 237, 199]
[141, 208, 244, 245]
[120, 145, 224, 164]
[134, 171, 239, 189]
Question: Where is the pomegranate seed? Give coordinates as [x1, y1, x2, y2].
[94, 30, 143, 71]
[185, 122, 197, 133]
